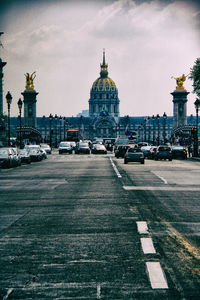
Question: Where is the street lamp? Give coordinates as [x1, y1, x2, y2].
[6, 91, 12, 146]
[152, 115, 155, 145]
[156, 114, 160, 146]
[144, 118, 147, 142]
[54, 114, 58, 148]
[59, 116, 62, 142]
[147, 116, 150, 144]
[194, 98, 200, 156]
[163, 112, 167, 144]
[17, 98, 23, 149]
[49, 113, 53, 148]
[63, 117, 66, 141]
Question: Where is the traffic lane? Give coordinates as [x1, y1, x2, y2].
[0, 155, 155, 299]
[114, 157, 200, 298]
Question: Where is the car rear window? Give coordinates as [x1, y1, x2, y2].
[128, 148, 141, 153]
[159, 147, 170, 151]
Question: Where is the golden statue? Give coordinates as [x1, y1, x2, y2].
[24, 72, 36, 90]
[171, 74, 186, 90]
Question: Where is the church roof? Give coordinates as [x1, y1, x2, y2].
[91, 49, 118, 92]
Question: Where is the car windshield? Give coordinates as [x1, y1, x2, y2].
[41, 144, 50, 148]
[0, 149, 8, 155]
[79, 143, 88, 147]
[29, 149, 38, 154]
[172, 147, 184, 150]
[59, 142, 71, 147]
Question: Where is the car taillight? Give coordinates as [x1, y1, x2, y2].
[141, 153, 144, 157]
[184, 150, 187, 154]
[157, 151, 159, 153]
[169, 150, 172, 153]
[125, 153, 128, 157]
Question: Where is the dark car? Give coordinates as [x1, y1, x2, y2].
[172, 146, 187, 159]
[124, 147, 145, 164]
[58, 142, 73, 154]
[154, 145, 172, 161]
[141, 146, 152, 158]
[115, 145, 130, 158]
[18, 149, 31, 164]
[91, 144, 107, 154]
[0, 148, 16, 168]
[75, 142, 90, 154]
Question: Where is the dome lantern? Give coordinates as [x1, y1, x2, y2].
[100, 49, 108, 78]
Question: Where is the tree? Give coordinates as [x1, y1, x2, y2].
[189, 58, 200, 98]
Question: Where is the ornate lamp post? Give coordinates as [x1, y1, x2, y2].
[49, 113, 53, 148]
[59, 116, 62, 142]
[17, 98, 23, 149]
[163, 112, 167, 144]
[152, 115, 155, 145]
[66, 119, 69, 140]
[144, 118, 147, 142]
[194, 98, 200, 156]
[54, 114, 58, 148]
[6, 91, 12, 146]
[156, 114, 160, 146]
[147, 116, 150, 144]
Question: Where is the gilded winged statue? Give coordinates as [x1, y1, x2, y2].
[24, 72, 36, 90]
[171, 74, 186, 90]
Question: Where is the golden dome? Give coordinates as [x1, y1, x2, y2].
[91, 77, 117, 92]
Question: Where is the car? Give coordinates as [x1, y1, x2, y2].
[11, 148, 21, 166]
[140, 145, 152, 158]
[25, 145, 43, 161]
[115, 145, 130, 158]
[172, 146, 187, 159]
[28, 148, 43, 162]
[124, 147, 145, 164]
[69, 141, 76, 150]
[18, 149, 31, 164]
[75, 142, 90, 154]
[0, 148, 16, 168]
[149, 146, 158, 159]
[138, 142, 149, 148]
[40, 148, 47, 159]
[91, 144, 107, 154]
[40, 144, 51, 154]
[154, 145, 172, 161]
[58, 142, 73, 154]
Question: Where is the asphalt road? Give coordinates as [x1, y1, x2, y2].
[0, 152, 199, 299]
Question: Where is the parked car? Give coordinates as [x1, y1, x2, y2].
[75, 142, 90, 154]
[40, 144, 51, 154]
[172, 146, 187, 159]
[12, 147, 21, 166]
[58, 142, 73, 154]
[18, 149, 31, 164]
[40, 148, 47, 159]
[154, 145, 172, 161]
[124, 147, 145, 164]
[138, 142, 149, 148]
[28, 148, 43, 162]
[0, 148, 16, 168]
[91, 144, 107, 154]
[115, 145, 130, 158]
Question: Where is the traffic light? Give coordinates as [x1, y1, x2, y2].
[191, 127, 197, 139]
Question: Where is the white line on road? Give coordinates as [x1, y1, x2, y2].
[146, 262, 168, 289]
[97, 283, 101, 299]
[136, 221, 149, 234]
[3, 288, 14, 300]
[152, 172, 168, 184]
[110, 158, 122, 178]
[123, 186, 200, 191]
[141, 237, 156, 254]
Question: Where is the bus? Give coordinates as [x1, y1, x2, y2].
[67, 129, 80, 142]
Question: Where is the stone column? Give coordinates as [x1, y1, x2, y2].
[21, 90, 38, 128]
[171, 90, 189, 128]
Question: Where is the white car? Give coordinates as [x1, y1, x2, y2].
[40, 144, 51, 154]
[58, 142, 73, 154]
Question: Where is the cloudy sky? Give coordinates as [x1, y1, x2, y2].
[0, 0, 200, 117]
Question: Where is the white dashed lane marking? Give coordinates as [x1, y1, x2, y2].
[110, 158, 122, 178]
[146, 262, 168, 289]
[136, 221, 149, 234]
[141, 237, 156, 254]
